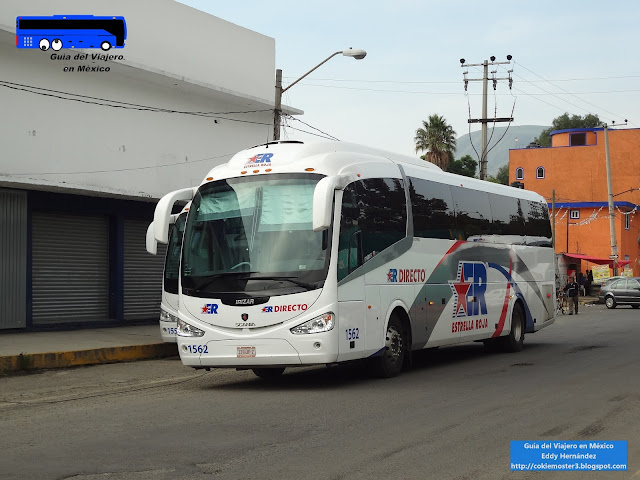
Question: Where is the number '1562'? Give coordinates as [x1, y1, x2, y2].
[345, 328, 359, 340]
[186, 345, 208, 354]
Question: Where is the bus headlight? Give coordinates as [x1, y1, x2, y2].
[177, 317, 205, 337]
[290, 312, 335, 335]
[160, 310, 177, 323]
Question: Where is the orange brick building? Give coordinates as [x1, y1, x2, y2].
[509, 127, 640, 278]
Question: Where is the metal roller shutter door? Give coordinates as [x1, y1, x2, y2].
[124, 219, 167, 320]
[0, 189, 27, 329]
[32, 212, 109, 324]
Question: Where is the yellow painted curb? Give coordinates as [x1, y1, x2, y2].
[0, 343, 178, 372]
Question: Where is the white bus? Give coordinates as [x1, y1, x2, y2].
[151, 141, 555, 378]
[146, 204, 189, 342]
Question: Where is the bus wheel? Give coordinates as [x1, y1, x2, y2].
[252, 367, 285, 379]
[101, 41, 111, 51]
[501, 303, 525, 352]
[371, 314, 406, 378]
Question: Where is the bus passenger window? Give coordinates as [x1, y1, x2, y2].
[408, 177, 456, 240]
[337, 178, 406, 281]
[337, 185, 360, 281]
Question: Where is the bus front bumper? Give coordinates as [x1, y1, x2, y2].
[177, 337, 338, 368]
[159, 321, 178, 343]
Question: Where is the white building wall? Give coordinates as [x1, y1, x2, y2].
[0, 1, 279, 199]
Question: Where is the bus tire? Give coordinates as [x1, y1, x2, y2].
[252, 367, 285, 379]
[501, 303, 525, 352]
[371, 314, 406, 378]
[101, 41, 111, 51]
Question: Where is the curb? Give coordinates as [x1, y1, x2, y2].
[0, 343, 179, 373]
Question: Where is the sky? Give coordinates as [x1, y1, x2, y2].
[177, 0, 640, 158]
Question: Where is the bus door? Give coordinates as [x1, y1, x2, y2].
[336, 187, 366, 361]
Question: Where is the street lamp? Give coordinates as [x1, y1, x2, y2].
[273, 48, 367, 141]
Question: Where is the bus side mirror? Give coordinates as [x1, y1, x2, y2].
[154, 187, 195, 243]
[313, 176, 339, 232]
[146, 222, 157, 255]
[313, 174, 352, 232]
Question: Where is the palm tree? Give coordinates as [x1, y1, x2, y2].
[414, 115, 457, 170]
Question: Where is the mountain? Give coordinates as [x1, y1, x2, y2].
[455, 125, 549, 176]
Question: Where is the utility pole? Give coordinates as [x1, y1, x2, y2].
[603, 123, 618, 275]
[273, 69, 283, 141]
[552, 189, 557, 278]
[460, 56, 514, 180]
[552, 189, 556, 251]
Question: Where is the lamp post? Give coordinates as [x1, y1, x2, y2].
[273, 48, 367, 141]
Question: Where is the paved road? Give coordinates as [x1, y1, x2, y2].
[1, 304, 639, 480]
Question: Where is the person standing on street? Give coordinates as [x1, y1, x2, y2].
[564, 276, 579, 315]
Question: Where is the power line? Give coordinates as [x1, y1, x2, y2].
[514, 62, 635, 126]
[284, 114, 340, 141]
[0, 80, 273, 125]
[282, 124, 338, 141]
[282, 74, 640, 84]
[285, 81, 640, 97]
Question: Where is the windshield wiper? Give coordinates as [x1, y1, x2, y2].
[242, 276, 317, 291]
[189, 271, 258, 293]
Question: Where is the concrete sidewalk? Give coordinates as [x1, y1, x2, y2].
[0, 296, 601, 374]
[0, 324, 177, 373]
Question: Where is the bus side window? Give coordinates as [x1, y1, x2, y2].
[337, 185, 360, 281]
[488, 193, 526, 243]
[408, 177, 456, 239]
[521, 200, 552, 247]
[356, 178, 406, 259]
[337, 178, 406, 281]
[451, 186, 492, 241]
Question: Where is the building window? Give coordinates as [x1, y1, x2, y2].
[570, 209, 580, 219]
[570, 133, 587, 146]
[515, 167, 524, 180]
[625, 213, 630, 230]
[536, 166, 545, 179]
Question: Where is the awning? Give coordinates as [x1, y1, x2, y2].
[563, 253, 631, 268]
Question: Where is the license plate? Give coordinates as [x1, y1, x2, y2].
[237, 346, 256, 358]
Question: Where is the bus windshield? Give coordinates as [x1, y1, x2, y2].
[181, 173, 330, 295]
[164, 212, 187, 295]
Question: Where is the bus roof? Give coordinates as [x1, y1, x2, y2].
[201, 140, 546, 204]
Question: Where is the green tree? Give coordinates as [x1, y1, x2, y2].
[414, 114, 457, 170]
[485, 164, 509, 185]
[447, 154, 477, 177]
[534, 113, 601, 147]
